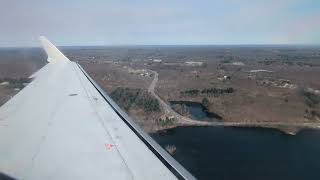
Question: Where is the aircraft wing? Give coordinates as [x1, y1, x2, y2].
[0, 37, 195, 180]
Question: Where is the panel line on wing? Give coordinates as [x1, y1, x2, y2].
[71, 62, 136, 179]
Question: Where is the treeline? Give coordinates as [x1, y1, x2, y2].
[259, 58, 319, 67]
[304, 109, 320, 120]
[302, 90, 320, 108]
[301, 89, 320, 120]
[110, 87, 160, 113]
[171, 103, 189, 116]
[181, 87, 235, 97]
[156, 117, 176, 126]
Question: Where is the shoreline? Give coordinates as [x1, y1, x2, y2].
[154, 121, 320, 135]
[147, 69, 320, 136]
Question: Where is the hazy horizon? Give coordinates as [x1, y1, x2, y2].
[2, 44, 320, 48]
[1, 0, 320, 47]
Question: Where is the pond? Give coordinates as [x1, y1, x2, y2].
[169, 101, 222, 121]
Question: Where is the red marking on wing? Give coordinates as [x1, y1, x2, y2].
[105, 143, 114, 150]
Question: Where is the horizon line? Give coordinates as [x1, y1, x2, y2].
[1, 43, 320, 48]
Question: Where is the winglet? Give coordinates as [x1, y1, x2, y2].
[39, 36, 69, 62]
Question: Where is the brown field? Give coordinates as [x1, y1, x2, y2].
[1, 46, 320, 134]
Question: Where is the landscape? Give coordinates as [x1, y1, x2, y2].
[1, 46, 320, 179]
[72, 45, 320, 135]
[1, 46, 320, 134]
[2, 0, 320, 179]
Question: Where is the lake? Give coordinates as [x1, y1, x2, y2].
[151, 127, 320, 180]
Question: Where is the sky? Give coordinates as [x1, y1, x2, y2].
[0, 0, 320, 46]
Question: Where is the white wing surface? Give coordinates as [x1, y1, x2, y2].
[0, 37, 195, 180]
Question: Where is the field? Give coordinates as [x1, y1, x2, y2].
[0, 46, 320, 134]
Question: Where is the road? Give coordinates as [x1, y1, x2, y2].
[147, 70, 209, 126]
[147, 70, 320, 134]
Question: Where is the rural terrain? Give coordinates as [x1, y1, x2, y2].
[0, 46, 320, 134]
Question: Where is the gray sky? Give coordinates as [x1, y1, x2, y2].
[1, 0, 320, 46]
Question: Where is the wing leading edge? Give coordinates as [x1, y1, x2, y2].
[0, 37, 196, 180]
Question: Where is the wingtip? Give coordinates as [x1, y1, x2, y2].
[39, 36, 69, 63]
[39, 36, 47, 43]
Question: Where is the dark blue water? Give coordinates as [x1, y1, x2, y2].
[170, 101, 222, 121]
[151, 127, 320, 180]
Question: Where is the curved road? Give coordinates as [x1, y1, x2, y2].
[148, 70, 207, 125]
